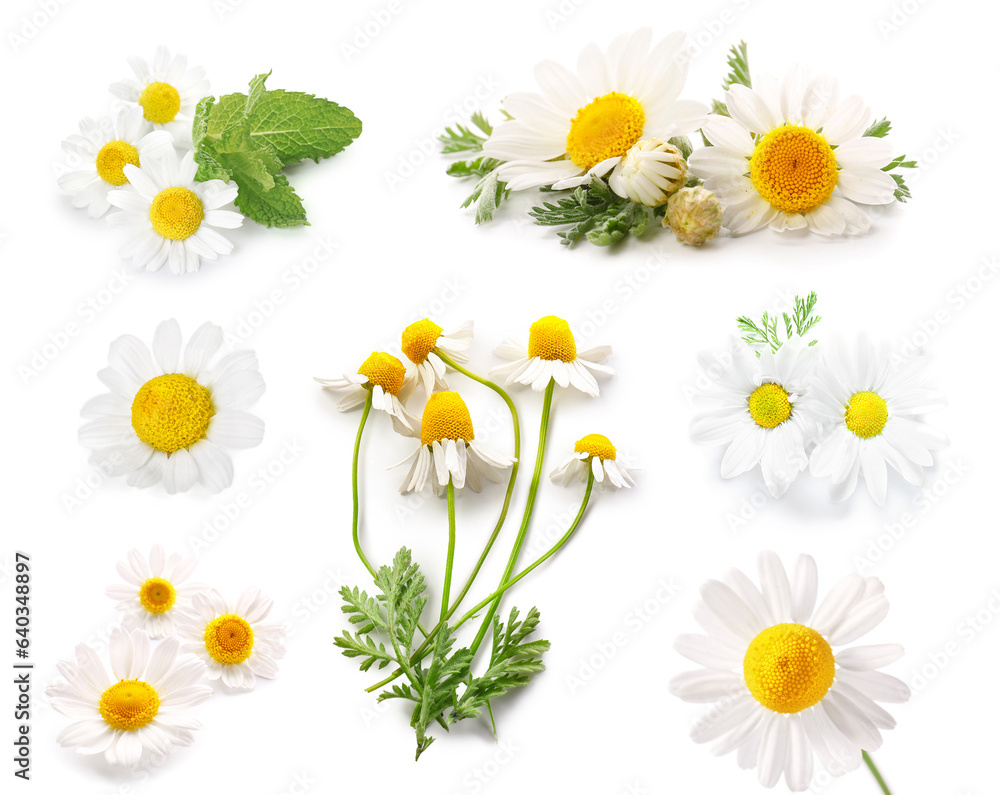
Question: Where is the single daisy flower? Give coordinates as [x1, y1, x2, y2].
[315, 351, 419, 433]
[176, 587, 287, 690]
[46, 627, 212, 768]
[690, 338, 820, 498]
[393, 391, 515, 495]
[107, 149, 243, 275]
[550, 433, 635, 490]
[482, 28, 706, 192]
[689, 67, 898, 236]
[400, 319, 474, 395]
[808, 335, 947, 505]
[106, 545, 207, 638]
[490, 315, 613, 397]
[109, 46, 209, 145]
[79, 319, 265, 495]
[57, 107, 173, 219]
[670, 551, 910, 791]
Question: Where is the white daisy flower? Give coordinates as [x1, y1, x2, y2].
[809, 335, 947, 505]
[107, 149, 243, 275]
[482, 28, 706, 192]
[689, 67, 899, 236]
[394, 391, 515, 496]
[315, 351, 419, 433]
[550, 433, 635, 490]
[46, 627, 211, 768]
[79, 319, 265, 495]
[176, 587, 287, 690]
[106, 545, 207, 638]
[57, 107, 173, 219]
[670, 551, 910, 791]
[109, 46, 209, 145]
[490, 315, 613, 397]
[400, 319, 474, 395]
[690, 337, 821, 498]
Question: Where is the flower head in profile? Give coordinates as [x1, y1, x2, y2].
[491, 315, 613, 396]
[550, 433, 635, 490]
[400, 319, 474, 394]
[46, 627, 211, 768]
[79, 319, 265, 494]
[393, 391, 514, 495]
[315, 351, 418, 433]
[106, 545, 207, 638]
[670, 551, 910, 791]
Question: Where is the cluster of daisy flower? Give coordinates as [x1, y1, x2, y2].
[691, 294, 947, 505]
[46, 545, 286, 768]
[442, 31, 914, 247]
[317, 315, 634, 757]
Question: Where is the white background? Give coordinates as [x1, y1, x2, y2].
[2, 0, 998, 792]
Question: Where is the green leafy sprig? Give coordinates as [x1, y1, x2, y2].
[438, 112, 510, 223]
[862, 118, 916, 202]
[710, 41, 752, 118]
[737, 292, 822, 353]
[530, 176, 649, 247]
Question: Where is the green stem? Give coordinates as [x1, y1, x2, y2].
[862, 752, 892, 795]
[441, 481, 457, 623]
[351, 393, 376, 579]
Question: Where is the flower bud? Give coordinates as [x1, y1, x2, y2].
[664, 186, 723, 246]
[609, 139, 688, 207]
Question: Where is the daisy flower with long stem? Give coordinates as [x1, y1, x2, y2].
[550, 433, 636, 490]
[399, 319, 474, 394]
[670, 551, 909, 792]
[46, 627, 211, 768]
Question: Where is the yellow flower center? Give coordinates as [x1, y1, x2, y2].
[527, 316, 577, 362]
[574, 433, 617, 461]
[401, 319, 443, 365]
[149, 187, 204, 241]
[204, 614, 255, 665]
[748, 383, 792, 429]
[358, 352, 407, 396]
[845, 391, 889, 438]
[566, 92, 646, 170]
[138, 577, 176, 614]
[131, 373, 215, 455]
[744, 623, 835, 714]
[138, 81, 182, 125]
[99, 679, 160, 731]
[420, 391, 474, 445]
[95, 140, 140, 186]
[749, 125, 838, 214]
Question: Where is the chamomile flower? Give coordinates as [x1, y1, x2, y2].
[109, 46, 209, 145]
[57, 107, 173, 219]
[46, 627, 211, 768]
[689, 67, 898, 236]
[176, 588, 287, 690]
[315, 351, 419, 433]
[690, 338, 820, 498]
[550, 434, 635, 490]
[79, 319, 265, 495]
[394, 391, 515, 495]
[808, 335, 947, 505]
[491, 315, 613, 397]
[482, 29, 705, 192]
[106, 545, 207, 638]
[400, 319, 474, 394]
[670, 551, 910, 791]
[107, 149, 243, 275]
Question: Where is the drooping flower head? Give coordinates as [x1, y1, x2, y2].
[550, 433, 635, 490]
[400, 319, 474, 394]
[315, 351, 418, 433]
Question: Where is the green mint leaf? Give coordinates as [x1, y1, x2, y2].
[863, 117, 892, 138]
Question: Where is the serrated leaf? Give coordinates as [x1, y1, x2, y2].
[863, 117, 892, 138]
[232, 170, 308, 228]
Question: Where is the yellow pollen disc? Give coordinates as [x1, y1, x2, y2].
[131, 373, 215, 455]
[358, 352, 407, 396]
[99, 679, 160, 731]
[95, 140, 140, 186]
[748, 383, 792, 429]
[845, 391, 889, 438]
[401, 319, 443, 365]
[749, 125, 838, 214]
[744, 623, 835, 714]
[574, 433, 617, 461]
[566, 92, 646, 170]
[527, 316, 577, 362]
[420, 391, 474, 445]
[149, 187, 204, 241]
[204, 614, 255, 665]
[138, 577, 176, 614]
[138, 81, 182, 124]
